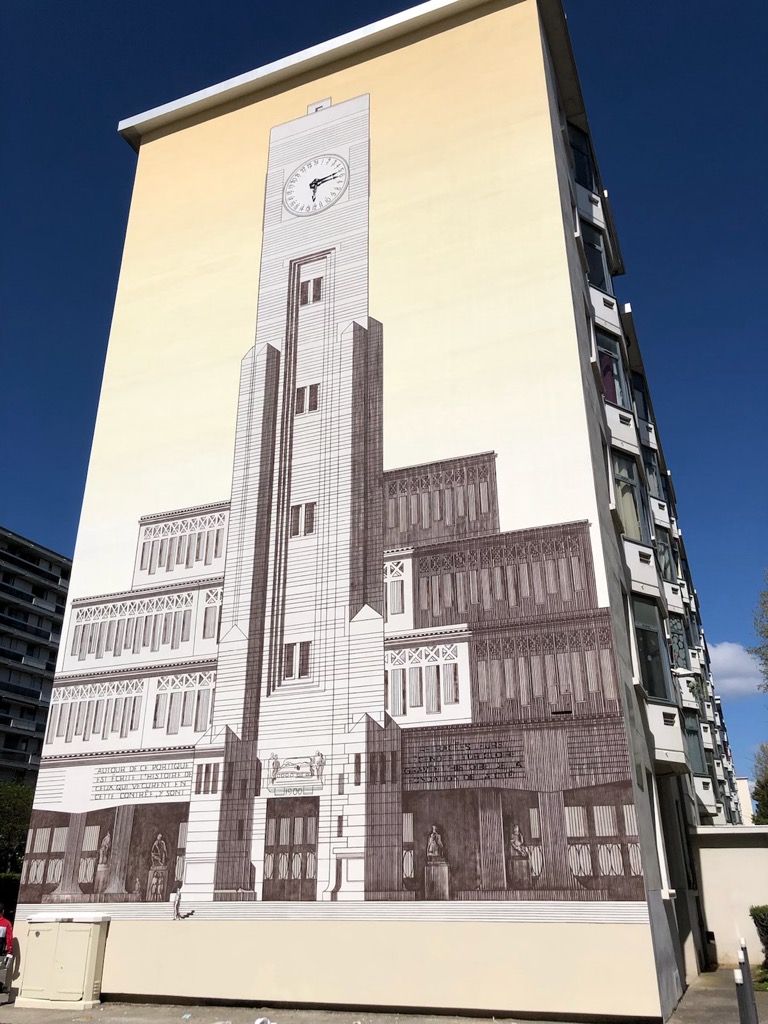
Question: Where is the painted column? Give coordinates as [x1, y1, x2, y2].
[105, 804, 135, 896]
[477, 789, 507, 890]
[45, 811, 86, 901]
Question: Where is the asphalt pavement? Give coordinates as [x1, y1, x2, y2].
[0, 969, 765, 1024]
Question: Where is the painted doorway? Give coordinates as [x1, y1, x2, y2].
[262, 796, 319, 901]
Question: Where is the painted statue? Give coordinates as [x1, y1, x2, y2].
[150, 833, 168, 868]
[426, 825, 445, 860]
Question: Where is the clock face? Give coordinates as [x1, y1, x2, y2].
[283, 155, 350, 216]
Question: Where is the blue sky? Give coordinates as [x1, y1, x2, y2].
[1, 1, 766, 777]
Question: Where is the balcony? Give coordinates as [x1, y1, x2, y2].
[590, 286, 622, 334]
[674, 672, 701, 711]
[694, 775, 719, 817]
[647, 702, 689, 775]
[663, 580, 685, 615]
[605, 403, 639, 455]
[650, 497, 671, 529]
[623, 539, 663, 600]
[576, 183, 607, 231]
[637, 417, 659, 451]
[7, 718, 38, 733]
[700, 722, 714, 750]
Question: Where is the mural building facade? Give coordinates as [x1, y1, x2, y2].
[18, 1, 739, 1019]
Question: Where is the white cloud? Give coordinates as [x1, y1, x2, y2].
[709, 642, 763, 698]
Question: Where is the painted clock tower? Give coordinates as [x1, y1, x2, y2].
[183, 94, 385, 902]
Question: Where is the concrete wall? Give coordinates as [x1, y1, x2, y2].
[693, 826, 768, 966]
[98, 917, 661, 1019]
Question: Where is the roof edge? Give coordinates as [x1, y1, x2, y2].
[118, 0, 495, 151]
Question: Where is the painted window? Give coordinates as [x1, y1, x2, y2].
[291, 501, 314, 539]
[283, 641, 312, 680]
[299, 277, 323, 305]
[295, 383, 320, 415]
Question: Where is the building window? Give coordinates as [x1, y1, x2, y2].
[284, 641, 312, 680]
[568, 123, 597, 192]
[580, 220, 612, 293]
[289, 502, 317, 537]
[295, 383, 320, 415]
[683, 709, 708, 775]
[612, 452, 649, 542]
[655, 527, 677, 584]
[596, 330, 630, 408]
[632, 597, 672, 701]
[299, 277, 323, 306]
[632, 372, 651, 422]
[668, 615, 691, 670]
[642, 447, 667, 502]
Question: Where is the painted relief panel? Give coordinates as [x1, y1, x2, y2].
[22, 91, 643, 913]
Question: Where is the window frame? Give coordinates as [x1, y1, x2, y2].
[632, 596, 673, 702]
[596, 329, 631, 409]
[612, 451, 650, 543]
[580, 219, 613, 294]
[568, 123, 598, 193]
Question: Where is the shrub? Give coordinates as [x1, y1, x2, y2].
[750, 905, 768, 966]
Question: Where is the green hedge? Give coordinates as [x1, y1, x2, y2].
[750, 905, 768, 966]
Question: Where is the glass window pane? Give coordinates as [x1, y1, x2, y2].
[655, 527, 676, 583]
[568, 123, 597, 192]
[632, 373, 650, 422]
[683, 710, 708, 775]
[581, 221, 612, 293]
[643, 447, 663, 499]
[613, 453, 643, 541]
[632, 597, 671, 700]
[596, 331, 630, 408]
[669, 615, 691, 670]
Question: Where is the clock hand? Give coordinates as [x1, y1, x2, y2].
[308, 172, 341, 190]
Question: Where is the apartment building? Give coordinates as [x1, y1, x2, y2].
[0, 527, 70, 783]
[17, 0, 742, 1018]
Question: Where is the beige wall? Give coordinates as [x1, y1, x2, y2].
[99, 918, 661, 1017]
[64, 0, 607, 625]
[693, 828, 768, 966]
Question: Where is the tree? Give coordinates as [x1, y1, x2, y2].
[754, 743, 768, 826]
[0, 782, 34, 873]
[750, 569, 768, 691]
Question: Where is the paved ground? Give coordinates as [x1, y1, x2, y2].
[0, 969, 765, 1023]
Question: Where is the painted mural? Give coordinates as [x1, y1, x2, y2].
[21, 94, 643, 910]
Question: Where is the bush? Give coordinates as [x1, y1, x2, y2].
[750, 905, 768, 966]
